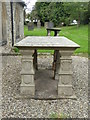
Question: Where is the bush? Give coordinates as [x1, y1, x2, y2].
[13, 47, 19, 53]
[49, 112, 70, 118]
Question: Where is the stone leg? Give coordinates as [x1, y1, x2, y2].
[57, 31, 59, 36]
[58, 50, 74, 97]
[52, 50, 56, 78]
[47, 30, 51, 36]
[33, 49, 38, 71]
[54, 31, 57, 36]
[20, 50, 35, 96]
[53, 50, 60, 79]
[55, 50, 60, 80]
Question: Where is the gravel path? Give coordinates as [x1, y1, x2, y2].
[2, 54, 88, 118]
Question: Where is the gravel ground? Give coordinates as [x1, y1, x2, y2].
[2, 54, 89, 118]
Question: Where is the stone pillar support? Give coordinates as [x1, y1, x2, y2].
[20, 49, 35, 96]
[55, 50, 60, 80]
[58, 49, 74, 98]
[33, 49, 38, 71]
[57, 31, 59, 36]
[19, 5, 24, 39]
[47, 30, 51, 36]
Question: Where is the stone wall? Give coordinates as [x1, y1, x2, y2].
[0, 2, 2, 44]
[13, 2, 24, 44]
[6, 2, 12, 47]
[19, 4, 24, 40]
[0, 2, 24, 47]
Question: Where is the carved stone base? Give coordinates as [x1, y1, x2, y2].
[20, 50, 35, 96]
[58, 85, 73, 96]
[20, 84, 35, 96]
[58, 49, 74, 98]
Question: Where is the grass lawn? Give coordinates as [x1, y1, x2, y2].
[24, 25, 88, 55]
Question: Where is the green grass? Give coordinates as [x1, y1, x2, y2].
[60, 25, 88, 54]
[24, 25, 88, 54]
[24, 26, 54, 36]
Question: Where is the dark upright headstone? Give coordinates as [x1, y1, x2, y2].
[45, 21, 54, 28]
[28, 22, 34, 31]
[48, 21, 54, 28]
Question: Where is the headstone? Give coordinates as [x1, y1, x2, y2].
[37, 20, 41, 28]
[48, 21, 54, 28]
[28, 22, 34, 31]
[44, 21, 54, 28]
[44, 22, 49, 28]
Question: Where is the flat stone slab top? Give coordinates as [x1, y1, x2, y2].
[15, 36, 80, 49]
[46, 28, 61, 31]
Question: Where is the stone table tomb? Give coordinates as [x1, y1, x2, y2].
[15, 36, 80, 98]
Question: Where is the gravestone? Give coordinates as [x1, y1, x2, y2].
[48, 21, 54, 28]
[28, 22, 34, 31]
[44, 22, 49, 28]
[37, 20, 41, 28]
[44, 21, 54, 28]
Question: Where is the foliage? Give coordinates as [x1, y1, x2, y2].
[63, 2, 89, 26]
[13, 47, 19, 53]
[49, 112, 70, 118]
[29, 2, 89, 26]
[30, 9, 39, 21]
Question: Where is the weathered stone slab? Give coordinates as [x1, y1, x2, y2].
[15, 36, 80, 48]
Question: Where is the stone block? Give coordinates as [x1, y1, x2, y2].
[20, 84, 35, 96]
[21, 75, 34, 84]
[20, 49, 35, 96]
[60, 60, 72, 71]
[21, 61, 34, 74]
[58, 85, 73, 96]
[58, 74, 72, 85]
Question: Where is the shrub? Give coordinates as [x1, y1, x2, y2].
[13, 47, 19, 53]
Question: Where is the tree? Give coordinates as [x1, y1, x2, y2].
[29, 2, 89, 27]
[63, 2, 89, 26]
[30, 9, 38, 21]
[34, 2, 66, 26]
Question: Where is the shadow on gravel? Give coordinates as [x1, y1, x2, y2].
[35, 69, 58, 99]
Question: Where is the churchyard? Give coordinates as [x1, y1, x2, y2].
[1, 24, 88, 119]
[0, 1, 89, 119]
